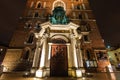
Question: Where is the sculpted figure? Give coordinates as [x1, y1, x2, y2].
[50, 6, 69, 24]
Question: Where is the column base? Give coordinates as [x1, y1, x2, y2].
[36, 69, 43, 78]
[35, 67, 50, 78]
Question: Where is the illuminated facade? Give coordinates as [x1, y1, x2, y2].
[107, 47, 120, 70]
[2, 0, 110, 77]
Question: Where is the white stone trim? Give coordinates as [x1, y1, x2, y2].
[50, 35, 69, 42]
[52, 0, 66, 11]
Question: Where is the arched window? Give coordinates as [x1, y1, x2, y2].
[86, 50, 91, 60]
[27, 33, 34, 43]
[36, 1, 42, 8]
[37, 3, 41, 8]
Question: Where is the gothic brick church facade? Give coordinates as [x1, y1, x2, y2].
[2, 0, 110, 77]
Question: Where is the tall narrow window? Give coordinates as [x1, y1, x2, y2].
[79, 13, 82, 19]
[86, 23, 91, 31]
[77, 4, 82, 10]
[83, 35, 89, 42]
[23, 50, 29, 60]
[27, 33, 34, 43]
[21, 50, 30, 60]
[86, 50, 91, 60]
[37, 3, 41, 8]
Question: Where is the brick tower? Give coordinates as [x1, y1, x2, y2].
[2, 0, 110, 77]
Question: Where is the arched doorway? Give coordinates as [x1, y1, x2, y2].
[50, 38, 68, 77]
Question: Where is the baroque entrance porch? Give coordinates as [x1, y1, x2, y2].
[50, 44, 68, 77]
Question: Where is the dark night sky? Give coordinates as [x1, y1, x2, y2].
[0, 0, 120, 46]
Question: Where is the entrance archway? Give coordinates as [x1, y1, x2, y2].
[50, 38, 68, 77]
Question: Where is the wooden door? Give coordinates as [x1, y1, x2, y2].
[50, 44, 68, 77]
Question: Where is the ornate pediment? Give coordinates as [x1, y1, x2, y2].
[34, 22, 81, 39]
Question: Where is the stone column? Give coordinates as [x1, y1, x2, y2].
[39, 35, 47, 68]
[70, 34, 78, 68]
[76, 40, 83, 67]
[47, 43, 52, 67]
[44, 34, 49, 68]
[76, 46, 80, 67]
[67, 44, 72, 67]
[32, 39, 41, 68]
[79, 44, 83, 67]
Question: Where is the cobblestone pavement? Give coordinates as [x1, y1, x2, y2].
[0, 72, 120, 80]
